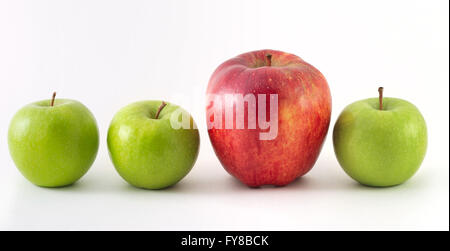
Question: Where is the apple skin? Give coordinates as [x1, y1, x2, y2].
[333, 97, 427, 187]
[8, 99, 99, 187]
[206, 49, 332, 187]
[107, 101, 200, 189]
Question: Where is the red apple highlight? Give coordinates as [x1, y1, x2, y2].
[206, 49, 331, 187]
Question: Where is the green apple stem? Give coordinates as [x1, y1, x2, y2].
[266, 54, 272, 67]
[155, 101, 167, 119]
[51, 92, 56, 107]
[378, 87, 384, 110]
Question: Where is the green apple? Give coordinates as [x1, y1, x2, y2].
[333, 88, 427, 187]
[8, 93, 99, 187]
[107, 100, 200, 189]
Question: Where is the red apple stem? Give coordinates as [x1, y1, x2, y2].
[51, 92, 56, 107]
[155, 101, 167, 119]
[266, 54, 272, 67]
[378, 87, 384, 110]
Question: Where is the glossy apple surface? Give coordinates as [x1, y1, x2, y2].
[8, 99, 99, 187]
[107, 101, 200, 189]
[333, 97, 427, 187]
[206, 49, 332, 187]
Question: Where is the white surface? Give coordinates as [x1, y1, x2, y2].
[0, 0, 448, 231]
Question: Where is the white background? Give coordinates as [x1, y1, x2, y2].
[0, 0, 448, 231]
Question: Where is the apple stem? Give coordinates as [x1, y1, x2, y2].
[155, 101, 167, 119]
[51, 92, 56, 107]
[266, 54, 272, 67]
[378, 87, 384, 110]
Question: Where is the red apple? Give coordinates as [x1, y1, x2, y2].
[206, 49, 331, 187]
